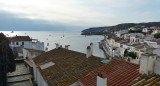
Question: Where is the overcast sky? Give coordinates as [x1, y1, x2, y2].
[0, 0, 160, 31]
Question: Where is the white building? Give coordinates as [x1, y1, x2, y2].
[9, 36, 44, 51]
[8, 36, 32, 50]
[23, 48, 45, 82]
[142, 27, 160, 34]
[115, 30, 128, 37]
[128, 27, 137, 30]
[23, 48, 45, 59]
[145, 39, 160, 48]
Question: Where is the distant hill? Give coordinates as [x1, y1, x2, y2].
[81, 22, 160, 35]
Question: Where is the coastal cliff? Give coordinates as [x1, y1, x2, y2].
[81, 22, 160, 35]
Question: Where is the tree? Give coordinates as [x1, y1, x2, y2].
[127, 52, 137, 59]
[124, 50, 137, 59]
[128, 29, 142, 33]
[154, 33, 160, 39]
[0, 33, 15, 86]
[124, 49, 128, 57]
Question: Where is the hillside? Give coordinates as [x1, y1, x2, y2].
[81, 22, 160, 35]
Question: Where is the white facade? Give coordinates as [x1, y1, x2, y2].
[142, 28, 149, 33]
[23, 48, 43, 59]
[154, 60, 160, 75]
[10, 38, 44, 52]
[10, 41, 32, 50]
[153, 49, 160, 56]
[32, 39, 44, 51]
[33, 62, 38, 83]
[142, 28, 160, 34]
[128, 27, 136, 30]
[97, 76, 107, 86]
[37, 69, 47, 86]
[139, 53, 157, 75]
[115, 30, 128, 37]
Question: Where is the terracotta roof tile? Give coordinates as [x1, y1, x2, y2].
[128, 74, 160, 86]
[145, 28, 160, 30]
[24, 60, 33, 67]
[33, 48, 104, 86]
[24, 48, 45, 53]
[120, 42, 130, 44]
[80, 59, 141, 86]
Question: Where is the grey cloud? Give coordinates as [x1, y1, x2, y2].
[0, 11, 86, 31]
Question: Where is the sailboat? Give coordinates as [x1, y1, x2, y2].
[11, 31, 14, 33]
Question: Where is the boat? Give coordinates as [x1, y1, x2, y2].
[11, 31, 14, 33]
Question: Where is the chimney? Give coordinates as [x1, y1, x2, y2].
[45, 47, 48, 52]
[65, 45, 70, 50]
[139, 47, 157, 75]
[90, 42, 93, 55]
[55, 43, 59, 49]
[86, 46, 92, 58]
[97, 72, 107, 86]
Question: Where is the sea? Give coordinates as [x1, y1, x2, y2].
[1, 31, 105, 58]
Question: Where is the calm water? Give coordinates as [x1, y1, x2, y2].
[1, 31, 105, 58]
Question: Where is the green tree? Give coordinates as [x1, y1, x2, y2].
[154, 33, 160, 39]
[127, 52, 137, 59]
[128, 29, 142, 33]
[124, 50, 137, 59]
[124, 49, 128, 57]
[0, 33, 15, 86]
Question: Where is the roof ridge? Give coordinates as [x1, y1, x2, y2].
[38, 48, 104, 59]
[112, 59, 140, 66]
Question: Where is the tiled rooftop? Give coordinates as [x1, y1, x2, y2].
[33, 48, 104, 86]
[24, 60, 33, 67]
[128, 73, 160, 86]
[120, 42, 130, 44]
[80, 59, 141, 86]
[128, 43, 143, 47]
[145, 28, 160, 30]
[24, 48, 45, 53]
[151, 40, 160, 45]
[8, 36, 32, 41]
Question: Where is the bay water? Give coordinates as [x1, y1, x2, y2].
[1, 31, 105, 58]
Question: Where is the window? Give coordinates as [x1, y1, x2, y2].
[16, 42, 19, 45]
[22, 42, 24, 45]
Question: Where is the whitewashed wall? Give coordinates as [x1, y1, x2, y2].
[154, 60, 160, 75]
[32, 41, 44, 51]
[37, 69, 47, 86]
[10, 41, 32, 49]
[33, 62, 38, 83]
